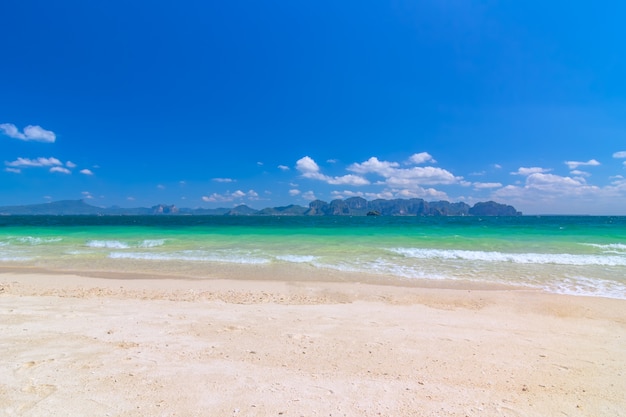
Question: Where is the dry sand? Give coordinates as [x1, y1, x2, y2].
[1, 271, 625, 417]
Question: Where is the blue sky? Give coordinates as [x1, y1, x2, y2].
[1, 1, 625, 214]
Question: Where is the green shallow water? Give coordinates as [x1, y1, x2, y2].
[1, 216, 625, 299]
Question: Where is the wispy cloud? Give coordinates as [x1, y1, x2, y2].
[6, 157, 63, 168]
[612, 151, 626, 159]
[213, 178, 235, 183]
[289, 189, 301, 196]
[569, 170, 591, 177]
[0, 123, 56, 143]
[278, 165, 290, 171]
[202, 189, 259, 203]
[302, 191, 317, 201]
[565, 159, 600, 170]
[4, 156, 96, 176]
[50, 166, 71, 174]
[473, 182, 502, 189]
[510, 167, 551, 176]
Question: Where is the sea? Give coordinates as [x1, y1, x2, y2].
[1, 215, 625, 299]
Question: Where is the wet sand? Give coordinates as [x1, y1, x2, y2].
[1, 271, 625, 416]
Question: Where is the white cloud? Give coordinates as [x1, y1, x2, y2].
[202, 189, 259, 203]
[348, 157, 399, 177]
[296, 156, 322, 176]
[526, 173, 586, 189]
[296, 156, 370, 186]
[569, 170, 591, 177]
[384, 166, 460, 186]
[80, 169, 94, 175]
[490, 170, 626, 214]
[5, 167, 21, 174]
[289, 189, 301, 196]
[494, 173, 601, 203]
[408, 152, 436, 165]
[278, 165, 290, 171]
[302, 191, 317, 201]
[612, 151, 626, 158]
[213, 178, 235, 183]
[81, 191, 93, 199]
[66, 161, 77, 168]
[50, 166, 71, 174]
[394, 187, 448, 200]
[331, 190, 365, 199]
[326, 174, 370, 186]
[203, 194, 228, 203]
[565, 159, 600, 170]
[473, 182, 502, 189]
[348, 156, 461, 186]
[511, 167, 551, 176]
[0, 123, 57, 143]
[5, 157, 63, 168]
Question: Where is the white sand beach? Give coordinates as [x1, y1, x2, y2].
[1, 271, 625, 416]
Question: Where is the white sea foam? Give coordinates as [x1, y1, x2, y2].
[275, 255, 317, 263]
[0, 252, 32, 261]
[16, 236, 62, 245]
[307, 258, 448, 280]
[109, 250, 270, 264]
[389, 247, 626, 266]
[86, 239, 166, 249]
[86, 240, 130, 249]
[582, 243, 626, 253]
[545, 276, 626, 300]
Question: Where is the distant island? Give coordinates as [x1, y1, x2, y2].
[0, 197, 521, 216]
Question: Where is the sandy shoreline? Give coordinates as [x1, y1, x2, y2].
[1, 271, 625, 416]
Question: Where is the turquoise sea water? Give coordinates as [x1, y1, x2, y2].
[1, 216, 625, 299]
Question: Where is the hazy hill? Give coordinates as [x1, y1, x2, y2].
[0, 198, 522, 216]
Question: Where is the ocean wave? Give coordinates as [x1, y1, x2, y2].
[389, 247, 626, 266]
[14, 236, 63, 245]
[581, 243, 626, 254]
[138, 239, 166, 248]
[109, 250, 270, 265]
[86, 240, 131, 249]
[86, 239, 166, 249]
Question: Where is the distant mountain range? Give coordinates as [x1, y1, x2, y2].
[0, 198, 522, 216]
